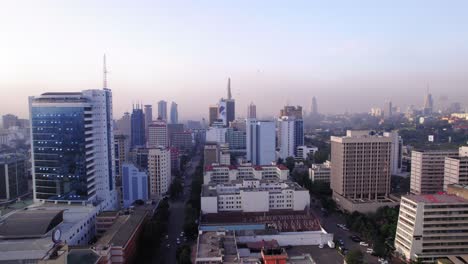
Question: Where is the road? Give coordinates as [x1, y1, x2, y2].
[154, 153, 201, 264]
[309, 199, 380, 264]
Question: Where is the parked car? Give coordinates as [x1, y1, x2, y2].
[360, 242, 369, 247]
[366, 248, 374, 254]
[350, 235, 361, 242]
[338, 239, 345, 246]
[318, 244, 324, 248]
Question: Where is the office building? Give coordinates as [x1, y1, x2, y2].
[144, 104, 152, 140]
[209, 105, 218, 126]
[113, 134, 128, 186]
[204, 142, 219, 168]
[204, 164, 289, 184]
[311, 96, 318, 116]
[226, 127, 246, 150]
[167, 123, 184, 142]
[330, 130, 397, 213]
[157, 100, 167, 121]
[247, 102, 257, 119]
[384, 101, 393, 119]
[410, 149, 459, 194]
[2, 114, 19, 129]
[309, 161, 331, 183]
[278, 116, 304, 159]
[246, 119, 276, 165]
[128, 147, 149, 171]
[423, 91, 434, 115]
[296, 145, 318, 161]
[225, 78, 235, 125]
[384, 131, 403, 175]
[147, 119, 168, 148]
[0, 153, 28, 201]
[30, 90, 117, 209]
[201, 179, 309, 214]
[130, 105, 145, 148]
[229, 118, 246, 131]
[148, 147, 171, 197]
[279, 105, 302, 119]
[206, 126, 227, 144]
[394, 194, 468, 263]
[122, 163, 148, 208]
[171, 132, 193, 151]
[170, 147, 180, 171]
[170, 101, 178, 124]
[115, 112, 131, 137]
[444, 156, 468, 190]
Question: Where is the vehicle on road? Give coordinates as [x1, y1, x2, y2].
[366, 248, 374, 254]
[165, 235, 169, 239]
[350, 235, 361, 242]
[318, 244, 324, 248]
[338, 239, 345, 246]
[327, 241, 335, 248]
[359, 242, 369, 247]
[166, 244, 170, 248]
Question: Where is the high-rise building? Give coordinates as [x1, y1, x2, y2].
[208, 105, 218, 126]
[278, 116, 304, 159]
[114, 134, 128, 187]
[247, 102, 257, 119]
[30, 89, 117, 209]
[226, 127, 246, 150]
[157, 100, 167, 121]
[206, 126, 227, 144]
[279, 105, 302, 119]
[423, 90, 434, 115]
[226, 78, 235, 125]
[0, 153, 28, 201]
[384, 101, 393, 119]
[167, 123, 184, 146]
[410, 149, 459, 194]
[128, 147, 149, 171]
[122, 163, 148, 208]
[2, 114, 19, 129]
[148, 147, 171, 198]
[171, 132, 193, 151]
[330, 131, 396, 213]
[384, 131, 403, 175]
[204, 142, 219, 168]
[144, 104, 152, 140]
[444, 156, 468, 190]
[170, 101, 178, 124]
[394, 194, 468, 263]
[130, 105, 145, 148]
[246, 119, 276, 165]
[311, 97, 318, 116]
[115, 112, 131, 137]
[148, 119, 168, 148]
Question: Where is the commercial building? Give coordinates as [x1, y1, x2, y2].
[247, 102, 257, 119]
[226, 127, 246, 150]
[170, 101, 178, 124]
[384, 131, 403, 175]
[278, 116, 295, 159]
[208, 105, 218, 126]
[114, 134, 128, 186]
[311, 96, 318, 116]
[30, 90, 117, 209]
[201, 179, 309, 214]
[206, 126, 227, 144]
[148, 147, 171, 198]
[2, 114, 19, 129]
[144, 104, 152, 140]
[444, 156, 468, 190]
[279, 106, 302, 119]
[171, 132, 193, 151]
[122, 163, 149, 208]
[157, 100, 167, 121]
[130, 105, 145, 148]
[330, 130, 397, 213]
[204, 164, 289, 184]
[410, 149, 459, 194]
[246, 119, 276, 165]
[0, 153, 28, 201]
[204, 142, 219, 168]
[296, 145, 318, 161]
[128, 147, 149, 171]
[394, 194, 468, 263]
[115, 112, 131, 137]
[309, 161, 331, 183]
[147, 119, 168, 148]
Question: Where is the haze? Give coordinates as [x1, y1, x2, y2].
[1, 0, 468, 120]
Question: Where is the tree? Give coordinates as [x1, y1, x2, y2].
[285, 156, 296, 172]
[176, 245, 192, 264]
[345, 249, 364, 264]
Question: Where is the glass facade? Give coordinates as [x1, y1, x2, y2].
[31, 106, 92, 200]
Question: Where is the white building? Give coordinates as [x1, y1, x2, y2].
[246, 119, 276, 165]
[30, 89, 117, 210]
[206, 126, 227, 144]
[122, 163, 149, 208]
[444, 156, 468, 190]
[394, 194, 468, 263]
[201, 179, 309, 214]
[309, 161, 331, 183]
[384, 131, 403, 175]
[148, 147, 171, 198]
[296, 145, 318, 161]
[278, 116, 295, 159]
[148, 120, 168, 148]
[204, 164, 289, 184]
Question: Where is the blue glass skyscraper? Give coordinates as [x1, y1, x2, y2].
[131, 105, 145, 148]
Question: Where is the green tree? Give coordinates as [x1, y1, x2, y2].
[345, 249, 364, 264]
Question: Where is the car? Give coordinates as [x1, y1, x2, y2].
[176, 240, 181, 245]
[342, 226, 349, 231]
[166, 244, 170, 248]
[359, 242, 369, 247]
[350, 235, 361, 242]
[338, 239, 345, 246]
[318, 244, 324, 248]
[366, 248, 374, 254]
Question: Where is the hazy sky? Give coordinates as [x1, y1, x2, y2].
[1, 1, 468, 120]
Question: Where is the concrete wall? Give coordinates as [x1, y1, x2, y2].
[201, 196, 218, 214]
[237, 231, 333, 246]
[241, 191, 269, 212]
[293, 190, 310, 211]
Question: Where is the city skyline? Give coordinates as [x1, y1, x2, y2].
[1, 1, 468, 120]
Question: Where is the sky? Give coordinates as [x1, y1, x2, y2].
[1, 0, 468, 120]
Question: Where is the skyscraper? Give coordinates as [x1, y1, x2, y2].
[131, 105, 145, 148]
[0, 153, 28, 201]
[115, 112, 131, 137]
[247, 102, 257, 119]
[278, 106, 304, 158]
[2, 114, 19, 129]
[384, 100, 392, 119]
[30, 89, 117, 209]
[311, 97, 318, 116]
[170, 101, 178, 124]
[144, 104, 152, 140]
[246, 119, 276, 165]
[158, 100, 167, 121]
[218, 78, 235, 126]
[208, 105, 218, 126]
[279, 105, 302, 119]
[148, 119, 168, 148]
[423, 90, 434, 115]
[148, 147, 171, 198]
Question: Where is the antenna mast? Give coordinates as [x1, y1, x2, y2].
[103, 54, 108, 89]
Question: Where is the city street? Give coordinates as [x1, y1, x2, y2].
[153, 153, 201, 264]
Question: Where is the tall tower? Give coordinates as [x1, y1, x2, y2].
[144, 105, 153, 140]
[423, 88, 434, 115]
[170, 101, 178, 124]
[222, 78, 235, 126]
[246, 119, 276, 165]
[311, 96, 318, 115]
[131, 104, 146, 148]
[158, 100, 168, 121]
[247, 102, 257, 119]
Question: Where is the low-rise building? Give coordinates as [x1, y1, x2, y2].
[444, 156, 468, 190]
[204, 164, 289, 184]
[201, 179, 309, 214]
[0, 153, 29, 202]
[394, 194, 468, 263]
[309, 161, 331, 183]
[296, 145, 318, 161]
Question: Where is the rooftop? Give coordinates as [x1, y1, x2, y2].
[96, 209, 147, 248]
[196, 231, 238, 263]
[405, 194, 468, 204]
[0, 209, 63, 239]
[67, 248, 100, 264]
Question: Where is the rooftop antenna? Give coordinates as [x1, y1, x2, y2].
[103, 54, 108, 89]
